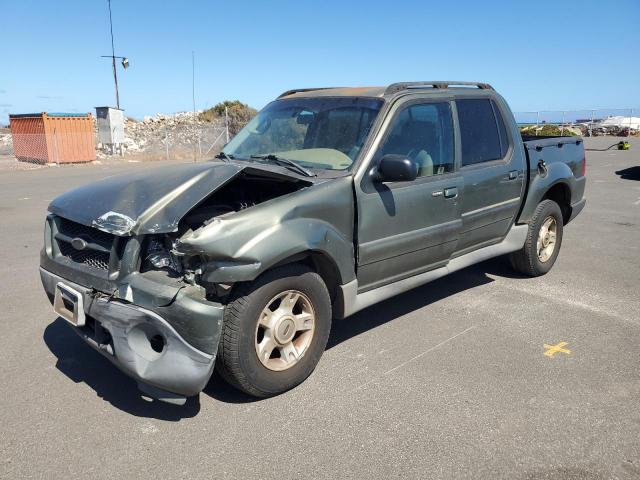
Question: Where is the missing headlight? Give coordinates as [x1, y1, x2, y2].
[143, 236, 182, 275]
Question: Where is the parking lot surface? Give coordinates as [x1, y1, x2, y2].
[1, 137, 639, 479]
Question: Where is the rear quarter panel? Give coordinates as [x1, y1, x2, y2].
[518, 137, 586, 224]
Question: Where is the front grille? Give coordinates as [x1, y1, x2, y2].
[58, 240, 111, 270]
[54, 217, 116, 272]
[58, 218, 114, 245]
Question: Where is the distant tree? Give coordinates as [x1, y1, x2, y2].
[200, 100, 257, 135]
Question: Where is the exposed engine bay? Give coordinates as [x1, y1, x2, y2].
[141, 171, 311, 283]
[180, 172, 309, 231]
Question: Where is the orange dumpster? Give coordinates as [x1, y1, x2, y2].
[9, 112, 96, 164]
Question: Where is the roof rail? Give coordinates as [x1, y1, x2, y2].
[277, 87, 341, 99]
[384, 81, 494, 96]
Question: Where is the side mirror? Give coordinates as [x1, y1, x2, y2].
[377, 154, 418, 182]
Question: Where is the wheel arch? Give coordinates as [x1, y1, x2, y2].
[541, 182, 572, 224]
[518, 168, 574, 226]
[268, 250, 343, 304]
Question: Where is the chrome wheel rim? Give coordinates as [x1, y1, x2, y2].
[537, 216, 557, 263]
[254, 290, 315, 371]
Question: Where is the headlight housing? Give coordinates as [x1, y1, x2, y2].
[142, 236, 182, 275]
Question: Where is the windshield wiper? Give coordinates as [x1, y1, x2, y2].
[250, 154, 315, 177]
[214, 151, 234, 162]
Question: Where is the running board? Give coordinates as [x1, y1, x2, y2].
[339, 225, 528, 318]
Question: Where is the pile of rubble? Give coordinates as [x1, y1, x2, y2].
[0, 128, 13, 155]
[521, 117, 640, 138]
[587, 116, 640, 137]
[96, 111, 228, 158]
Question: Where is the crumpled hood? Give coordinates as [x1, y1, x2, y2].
[48, 162, 290, 235]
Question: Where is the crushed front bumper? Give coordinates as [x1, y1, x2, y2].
[40, 267, 224, 403]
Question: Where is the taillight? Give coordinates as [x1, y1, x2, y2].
[581, 155, 586, 177]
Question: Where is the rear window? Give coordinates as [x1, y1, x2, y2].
[493, 101, 510, 157]
[457, 99, 508, 166]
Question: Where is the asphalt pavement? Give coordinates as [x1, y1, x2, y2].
[1, 137, 639, 479]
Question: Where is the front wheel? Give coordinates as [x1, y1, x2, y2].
[215, 264, 332, 397]
[509, 199, 564, 276]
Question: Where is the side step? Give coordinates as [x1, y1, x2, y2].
[339, 224, 528, 318]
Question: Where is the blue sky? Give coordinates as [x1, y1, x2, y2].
[1, 0, 639, 124]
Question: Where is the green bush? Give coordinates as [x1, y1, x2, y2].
[520, 124, 578, 137]
[200, 100, 257, 135]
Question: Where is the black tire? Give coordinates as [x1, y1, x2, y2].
[215, 264, 332, 397]
[509, 199, 564, 276]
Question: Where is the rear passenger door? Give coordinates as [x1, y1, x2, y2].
[454, 97, 525, 254]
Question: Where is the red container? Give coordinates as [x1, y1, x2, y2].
[9, 112, 96, 163]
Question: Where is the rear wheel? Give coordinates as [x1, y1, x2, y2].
[216, 264, 331, 397]
[509, 199, 564, 276]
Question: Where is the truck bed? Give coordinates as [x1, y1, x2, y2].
[521, 135, 583, 147]
[521, 135, 585, 179]
[516, 135, 587, 225]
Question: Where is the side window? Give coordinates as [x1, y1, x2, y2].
[492, 100, 510, 158]
[457, 98, 506, 166]
[376, 102, 454, 178]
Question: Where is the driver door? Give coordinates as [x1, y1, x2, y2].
[355, 99, 463, 292]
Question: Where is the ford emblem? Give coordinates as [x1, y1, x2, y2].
[71, 237, 88, 251]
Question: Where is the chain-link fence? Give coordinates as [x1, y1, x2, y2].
[0, 113, 231, 165]
[2, 107, 639, 166]
[0, 127, 15, 157]
[109, 116, 229, 162]
[513, 108, 639, 137]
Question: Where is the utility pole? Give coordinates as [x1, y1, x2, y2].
[225, 107, 229, 143]
[192, 51, 196, 119]
[101, 0, 129, 109]
[108, 0, 119, 108]
[192, 50, 197, 162]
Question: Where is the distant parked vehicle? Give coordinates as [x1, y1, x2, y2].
[40, 81, 586, 403]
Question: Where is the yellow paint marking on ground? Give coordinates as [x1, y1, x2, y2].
[544, 342, 571, 357]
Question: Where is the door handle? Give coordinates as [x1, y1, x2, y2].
[443, 187, 458, 199]
[508, 170, 518, 180]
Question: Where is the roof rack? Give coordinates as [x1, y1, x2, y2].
[384, 81, 494, 96]
[277, 87, 342, 99]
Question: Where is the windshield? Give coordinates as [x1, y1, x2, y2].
[223, 97, 384, 170]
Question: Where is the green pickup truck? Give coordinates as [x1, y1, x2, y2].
[40, 81, 586, 403]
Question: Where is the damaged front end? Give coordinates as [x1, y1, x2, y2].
[40, 161, 321, 402]
[40, 215, 226, 403]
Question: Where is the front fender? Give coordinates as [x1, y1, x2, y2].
[176, 176, 356, 285]
[200, 218, 354, 284]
